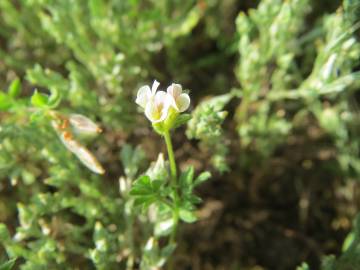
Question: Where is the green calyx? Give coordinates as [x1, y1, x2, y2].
[152, 108, 179, 135]
[152, 108, 192, 136]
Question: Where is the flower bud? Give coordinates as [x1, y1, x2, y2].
[52, 120, 105, 174]
[69, 114, 102, 134]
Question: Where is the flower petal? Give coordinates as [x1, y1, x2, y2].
[145, 101, 160, 123]
[145, 93, 171, 123]
[166, 95, 178, 111]
[176, 93, 190, 112]
[158, 103, 170, 122]
[167, 83, 182, 99]
[136, 85, 152, 108]
[151, 80, 160, 95]
[153, 91, 168, 106]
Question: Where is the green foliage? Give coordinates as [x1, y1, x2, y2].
[120, 144, 146, 180]
[233, 0, 360, 174]
[0, 258, 16, 270]
[297, 262, 310, 270]
[187, 93, 233, 172]
[0, 0, 360, 269]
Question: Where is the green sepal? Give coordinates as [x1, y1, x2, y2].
[152, 122, 166, 135]
[163, 108, 179, 130]
[152, 111, 191, 134]
[172, 113, 192, 129]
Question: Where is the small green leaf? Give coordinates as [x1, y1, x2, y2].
[133, 196, 157, 207]
[172, 114, 192, 129]
[179, 208, 197, 223]
[8, 78, 21, 98]
[151, 180, 163, 190]
[0, 258, 16, 270]
[47, 88, 61, 108]
[31, 89, 49, 108]
[130, 177, 161, 195]
[120, 144, 146, 179]
[0, 224, 10, 241]
[296, 262, 310, 270]
[179, 166, 194, 189]
[129, 185, 153, 196]
[130, 175, 164, 209]
[187, 194, 202, 205]
[30, 110, 46, 123]
[160, 243, 176, 258]
[0, 92, 12, 110]
[134, 175, 151, 185]
[193, 171, 211, 187]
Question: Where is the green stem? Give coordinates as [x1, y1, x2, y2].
[169, 211, 179, 244]
[163, 129, 179, 245]
[126, 212, 135, 269]
[164, 130, 177, 183]
[236, 96, 249, 126]
[125, 200, 136, 270]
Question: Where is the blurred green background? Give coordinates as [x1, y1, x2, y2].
[1, 0, 360, 269]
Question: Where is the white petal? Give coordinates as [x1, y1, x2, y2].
[176, 93, 190, 112]
[158, 103, 170, 122]
[166, 94, 178, 111]
[156, 91, 175, 114]
[151, 80, 160, 95]
[136, 86, 151, 108]
[144, 96, 170, 123]
[154, 91, 167, 106]
[167, 83, 182, 99]
[145, 101, 160, 123]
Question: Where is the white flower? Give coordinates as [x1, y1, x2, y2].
[135, 80, 160, 109]
[136, 80, 191, 124]
[167, 83, 190, 112]
[136, 80, 173, 123]
[144, 91, 171, 123]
